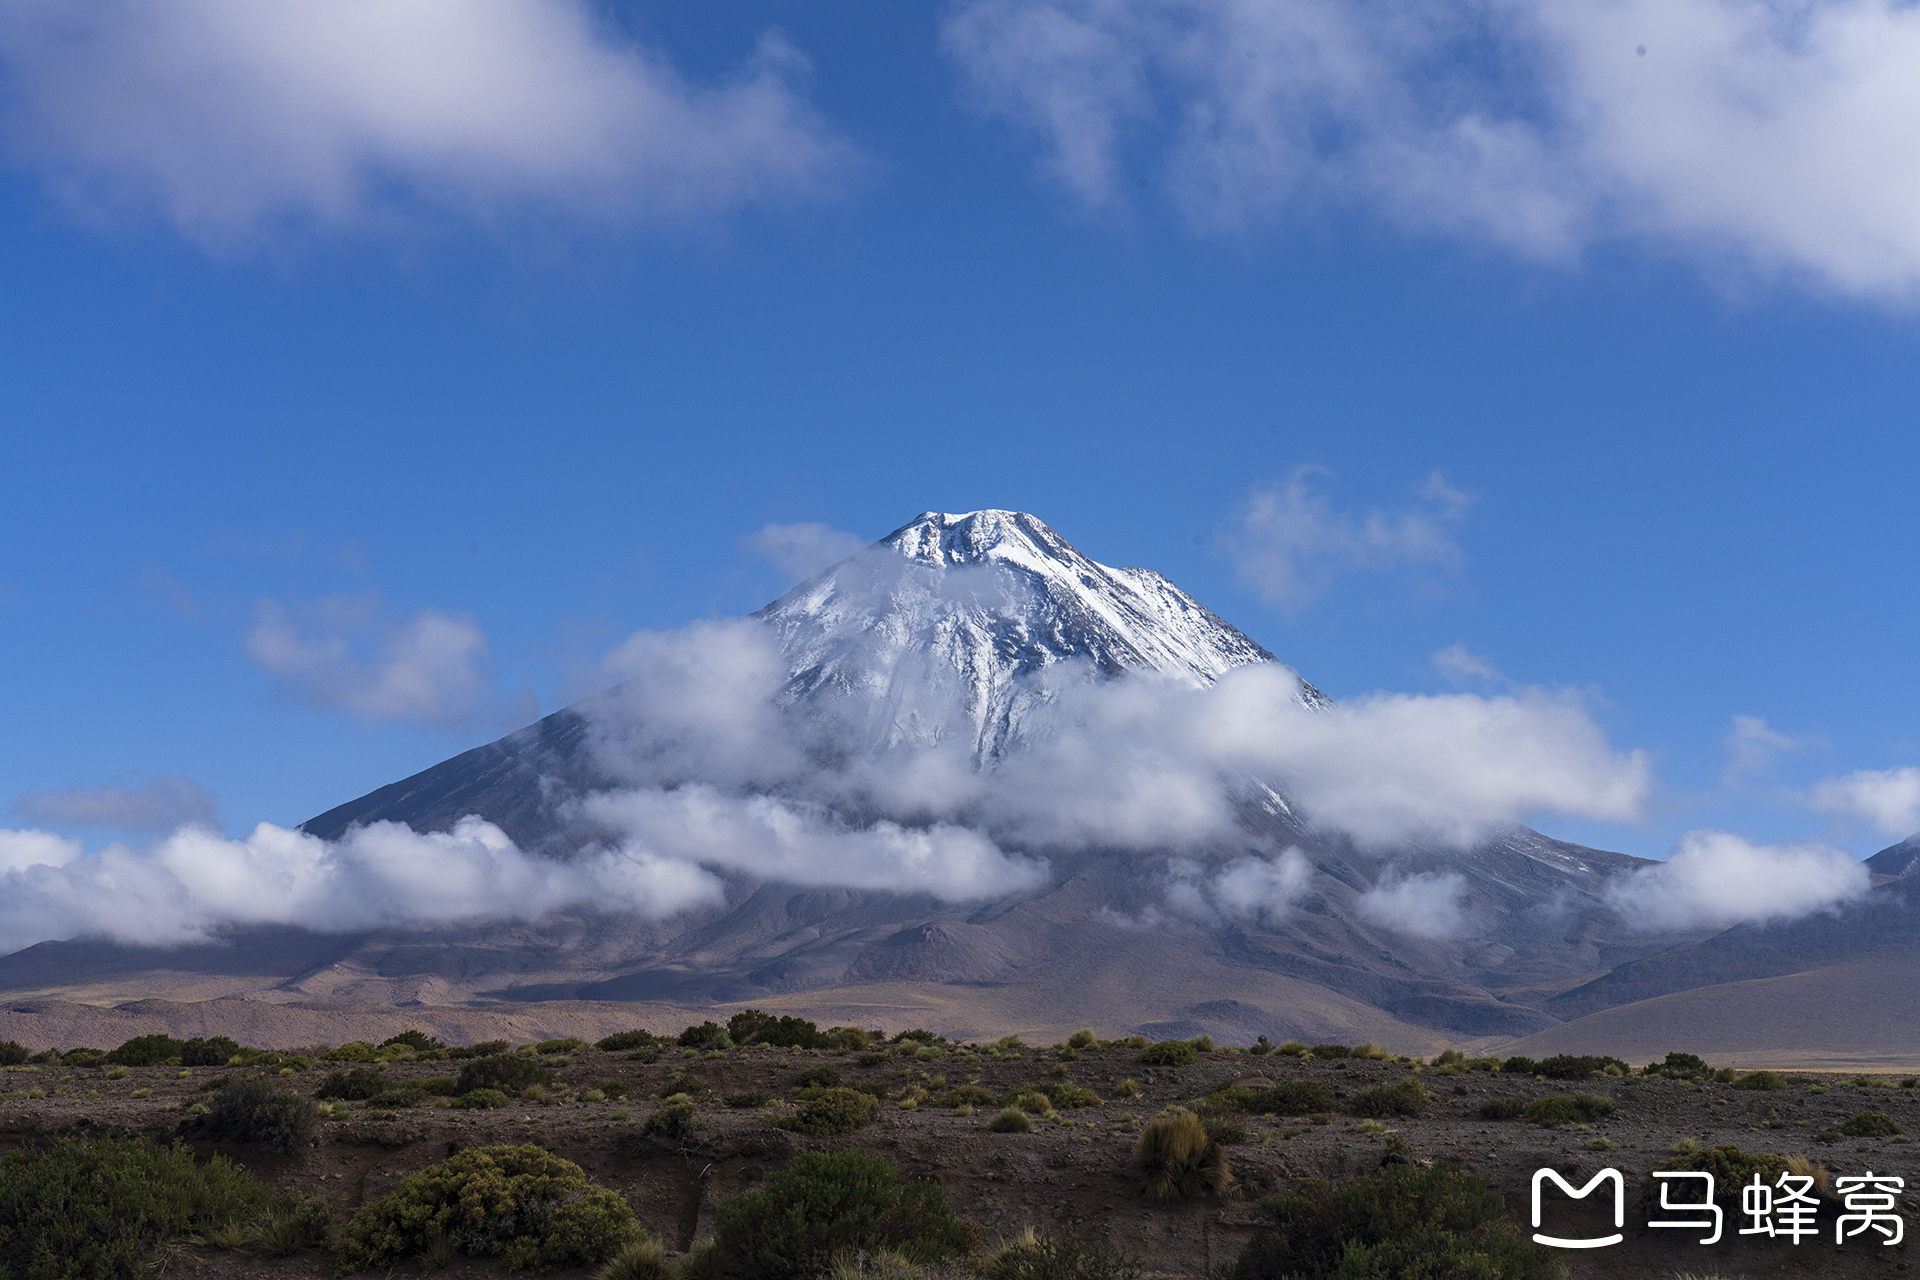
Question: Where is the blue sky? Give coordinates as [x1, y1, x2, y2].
[3, 0, 1919, 878]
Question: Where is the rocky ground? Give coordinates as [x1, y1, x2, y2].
[6, 1039, 1920, 1279]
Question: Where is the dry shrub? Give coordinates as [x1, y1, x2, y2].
[1134, 1113, 1234, 1200]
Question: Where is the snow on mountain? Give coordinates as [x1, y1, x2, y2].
[757, 509, 1327, 760]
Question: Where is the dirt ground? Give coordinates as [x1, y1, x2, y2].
[6, 1041, 1920, 1278]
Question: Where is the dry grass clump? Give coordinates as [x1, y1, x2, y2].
[1134, 1113, 1234, 1200]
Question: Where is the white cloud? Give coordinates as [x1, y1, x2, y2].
[1433, 644, 1503, 686]
[945, 0, 1920, 302]
[1604, 828, 1870, 931]
[1211, 848, 1313, 922]
[1809, 766, 1920, 839]
[1721, 714, 1817, 784]
[0, 0, 855, 248]
[0, 828, 80, 874]
[13, 774, 218, 832]
[246, 596, 491, 731]
[1219, 468, 1470, 608]
[742, 522, 870, 585]
[577, 786, 1047, 903]
[583, 625, 1648, 854]
[1356, 870, 1469, 939]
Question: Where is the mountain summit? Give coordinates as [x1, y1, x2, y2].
[758, 510, 1323, 760]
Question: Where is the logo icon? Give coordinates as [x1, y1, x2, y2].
[1531, 1167, 1624, 1249]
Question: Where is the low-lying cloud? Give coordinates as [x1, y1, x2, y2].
[0, 0, 855, 248]
[13, 774, 217, 832]
[1604, 828, 1871, 932]
[945, 0, 1920, 303]
[246, 596, 492, 731]
[1357, 871, 1470, 940]
[1808, 766, 1920, 840]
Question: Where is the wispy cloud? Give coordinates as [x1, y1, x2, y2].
[945, 0, 1920, 303]
[1604, 828, 1869, 931]
[1808, 766, 1920, 840]
[0, 0, 857, 249]
[14, 774, 217, 833]
[1432, 644, 1504, 687]
[1721, 714, 1819, 785]
[1218, 468, 1471, 609]
[245, 596, 491, 731]
[741, 521, 870, 585]
[1357, 870, 1470, 939]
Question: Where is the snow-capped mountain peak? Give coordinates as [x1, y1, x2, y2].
[755, 509, 1324, 758]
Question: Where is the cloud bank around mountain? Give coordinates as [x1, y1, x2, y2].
[0, 0, 855, 247]
[946, 0, 1920, 302]
[1604, 828, 1870, 931]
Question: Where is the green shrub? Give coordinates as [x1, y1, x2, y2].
[724, 1090, 775, 1108]
[939, 1085, 999, 1109]
[1247, 1081, 1335, 1115]
[986, 1228, 1140, 1280]
[677, 1021, 731, 1050]
[1310, 1044, 1352, 1059]
[380, 1029, 445, 1052]
[727, 1010, 822, 1049]
[776, 1088, 880, 1136]
[1067, 1030, 1098, 1050]
[366, 1084, 426, 1109]
[857, 1051, 891, 1068]
[662, 1071, 709, 1097]
[1732, 1070, 1788, 1091]
[1202, 1118, 1250, 1145]
[988, 1108, 1033, 1133]
[1135, 1113, 1233, 1199]
[0, 1134, 276, 1278]
[418, 1076, 459, 1097]
[702, 1150, 975, 1280]
[1134, 1041, 1197, 1067]
[321, 1042, 379, 1063]
[1499, 1056, 1536, 1074]
[535, 1037, 589, 1056]
[448, 1039, 512, 1060]
[594, 1030, 662, 1052]
[1477, 1098, 1526, 1120]
[179, 1036, 242, 1067]
[795, 1066, 842, 1089]
[455, 1089, 510, 1110]
[1839, 1111, 1904, 1137]
[1349, 1080, 1430, 1119]
[331, 1143, 641, 1274]
[1535, 1055, 1628, 1081]
[314, 1068, 386, 1101]
[0, 1042, 24, 1066]
[1643, 1052, 1711, 1080]
[1523, 1093, 1616, 1127]
[200, 1077, 320, 1153]
[1224, 1162, 1556, 1280]
[596, 1079, 629, 1100]
[104, 1034, 186, 1067]
[455, 1054, 552, 1097]
[1009, 1081, 1100, 1109]
[643, 1103, 701, 1141]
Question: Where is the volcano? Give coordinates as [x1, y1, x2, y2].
[0, 511, 1736, 1048]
